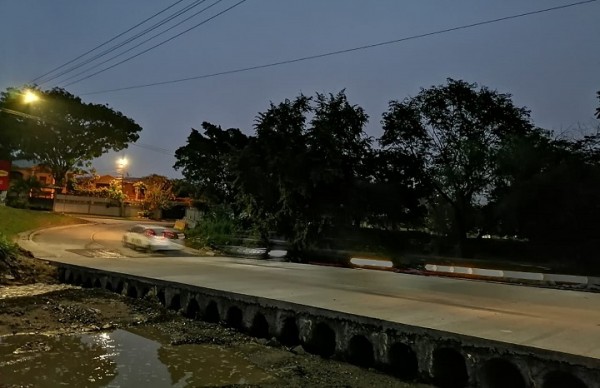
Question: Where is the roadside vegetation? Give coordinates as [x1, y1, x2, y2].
[2, 81, 600, 275]
[0, 206, 85, 239]
[0, 207, 86, 285]
[175, 80, 600, 274]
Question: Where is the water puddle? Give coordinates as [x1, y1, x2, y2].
[0, 327, 274, 387]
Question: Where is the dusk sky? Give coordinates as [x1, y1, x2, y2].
[1, 0, 599, 178]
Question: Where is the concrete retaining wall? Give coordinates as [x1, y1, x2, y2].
[56, 263, 600, 388]
[53, 194, 142, 217]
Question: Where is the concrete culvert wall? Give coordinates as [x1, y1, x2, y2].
[185, 299, 200, 319]
[480, 358, 526, 388]
[250, 313, 269, 339]
[280, 317, 300, 346]
[305, 322, 336, 358]
[205, 300, 220, 323]
[542, 371, 587, 388]
[388, 342, 419, 380]
[347, 335, 375, 368]
[226, 306, 244, 329]
[432, 347, 469, 388]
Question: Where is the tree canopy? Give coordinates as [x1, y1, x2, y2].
[380, 78, 535, 251]
[174, 122, 249, 207]
[234, 91, 373, 255]
[0, 87, 142, 185]
[173, 82, 600, 264]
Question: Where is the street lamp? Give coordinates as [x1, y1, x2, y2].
[116, 157, 128, 190]
[22, 90, 39, 104]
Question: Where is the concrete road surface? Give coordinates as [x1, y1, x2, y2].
[19, 219, 600, 361]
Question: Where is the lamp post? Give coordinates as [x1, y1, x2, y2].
[116, 157, 128, 191]
[116, 157, 128, 217]
[0, 89, 40, 206]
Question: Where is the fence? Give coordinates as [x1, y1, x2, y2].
[53, 194, 143, 217]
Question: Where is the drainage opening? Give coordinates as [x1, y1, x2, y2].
[157, 290, 166, 306]
[204, 301, 220, 323]
[280, 317, 300, 346]
[169, 294, 181, 311]
[481, 358, 526, 388]
[185, 299, 201, 320]
[542, 371, 587, 388]
[388, 342, 418, 380]
[126, 286, 138, 298]
[305, 322, 336, 358]
[347, 335, 374, 368]
[226, 306, 243, 329]
[432, 347, 469, 388]
[105, 281, 113, 291]
[82, 277, 93, 288]
[139, 287, 150, 299]
[93, 279, 102, 288]
[115, 281, 125, 295]
[250, 313, 269, 339]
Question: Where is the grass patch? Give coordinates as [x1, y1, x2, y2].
[0, 206, 87, 239]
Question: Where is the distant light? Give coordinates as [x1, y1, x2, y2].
[116, 157, 128, 169]
[23, 90, 39, 104]
[350, 257, 394, 269]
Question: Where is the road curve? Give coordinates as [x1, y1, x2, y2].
[19, 219, 600, 361]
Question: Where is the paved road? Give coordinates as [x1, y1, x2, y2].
[20, 219, 600, 361]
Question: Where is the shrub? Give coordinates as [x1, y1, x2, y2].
[186, 207, 240, 248]
[0, 233, 18, 260]
[0, 233, 19, 278]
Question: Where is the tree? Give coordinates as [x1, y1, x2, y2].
[0, 87, 142, 186]
[174, 122, 249, 206]
[487, 104, 600, 244]
[380, 79, 534, 253]
[235, 91, 373, 256]
[141, 174, 174, 214]
[596, 90, 600, 120]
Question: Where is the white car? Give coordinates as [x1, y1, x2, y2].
[122, 225, 183, 251]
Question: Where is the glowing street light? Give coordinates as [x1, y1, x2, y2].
[116, 157, 128, 190]
[116, 157, 128, 172]
[22, 90, 39, 104]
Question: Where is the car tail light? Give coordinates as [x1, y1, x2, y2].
[144, 229, 156, 237]
[164, 231, 176, 239]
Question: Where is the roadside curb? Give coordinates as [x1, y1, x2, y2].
[15, 222, 96, 259]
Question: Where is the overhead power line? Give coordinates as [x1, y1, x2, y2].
[131, 143, 176, 156]
[31, 0, 189, 84]
[64, 0, 248, 88]
[55, 0, 225, 87]
[39, 0, 212, 87]
[81, 0, 597, 96]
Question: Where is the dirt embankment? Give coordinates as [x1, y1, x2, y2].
[0, 256, 427, 387]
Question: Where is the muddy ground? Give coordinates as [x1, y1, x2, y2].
[0, 256, 428, 387]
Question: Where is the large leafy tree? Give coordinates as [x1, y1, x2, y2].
[488, 98, 600, 244]
[0, 87, 142, 185]
[380, 79, 534, 252]
[235, 91, 373, 255]
[174, 122, 249, 207]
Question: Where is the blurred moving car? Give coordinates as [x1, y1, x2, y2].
[122, 225, 183, 251]
[163, 227, 186, 245]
